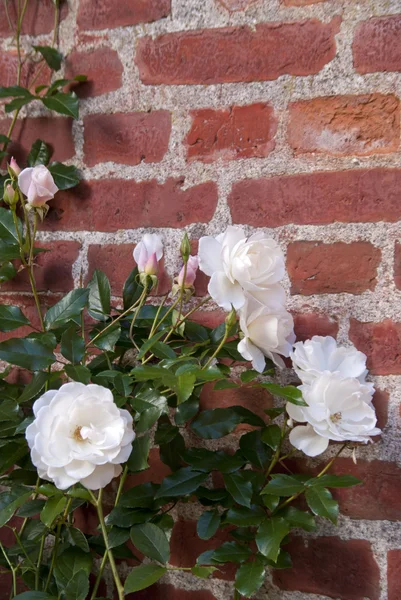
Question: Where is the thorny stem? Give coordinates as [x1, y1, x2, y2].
[148, 295, 168, 339]
[35, 535, 46, 590]
[130, 284, 149, 350]
[203, 321, 230, 369]
[88, 293, 145, 349]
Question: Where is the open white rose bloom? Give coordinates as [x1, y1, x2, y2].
[26, 383, 135, 490]
[288, 336, 380, 456]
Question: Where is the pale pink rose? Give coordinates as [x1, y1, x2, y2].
[10, 157, 21, 175]
[18, 165, 58, 207]
[133, 234, 163, 275]
[177, 256, 199, 287]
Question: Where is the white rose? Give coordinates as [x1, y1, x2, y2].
[133, 233, 163, 275]
[26, 383, 135, 490]
[238, 294, 295, 372]
[18, 165, 59, 207]
[288, 372, 380, 457]
[198, 226, 285, 311]
[291, 336, 373, 390]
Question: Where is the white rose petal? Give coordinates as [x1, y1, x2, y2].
[26, 383, 136, 490]
[18, 165, 59, 207]
[133, 233, 164, 274]
[198, 226, 285, 311]
[287, 372, 381, 457]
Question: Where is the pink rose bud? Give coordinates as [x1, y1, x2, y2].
[133, 234, 164, 274]
[10, 157, 21, 175]
[3, 184, 16, 206]
[18, 165, 59, 207]
[177, 255, 199, 287]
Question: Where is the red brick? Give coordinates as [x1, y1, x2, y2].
[0, 52, 52, 96]
[189, 240, 209, 297]
[170, 520, 235, 580]
[78, 0, 171, 31]
[282, 0, 327, 4]
[388, 550, 401, 600]
[136, 18, 340, 85]
[200, 382, 272, 430]
[394, 242, 401, 290]
[86, 243, 171, 296]
[353, 15, 401, 75]
[0, 0, 68, 36]
[349, 319, 401, 375]
[228, 168, 401, 227]
[2, 241, 80, 294]
[274, 537, 380, 600]
[65, 48, 123, 98]
[288, 94, 400, 157]
[292, 312, 339, 341]
[125, 448, 171, 487]
[287, 241, 381, 295]
[217, 0, 257, 10]
[128, 584, 216, 600]
[189, 310, 225, 329]
[42, 178, 218, 231]
[83, 111, 171, 167]
[0, 117, 74, 166]
[186, 103, 277, 163]
[371, 389, 389, 432]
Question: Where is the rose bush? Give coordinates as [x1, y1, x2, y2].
[0, 5, 381, 600]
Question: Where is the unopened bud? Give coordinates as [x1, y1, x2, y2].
[3, 183, 17, 207]
[177, 255, 198, 288]
[143, 252, 159, 276]
[225, 306, 237, 330]
[139, 272, 158, 290]
[180, 232, 191, 263]
[9, 157, 21, 176]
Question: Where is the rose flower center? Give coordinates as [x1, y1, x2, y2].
[73, 426, 84, 442]
[330, 411, 342, 424]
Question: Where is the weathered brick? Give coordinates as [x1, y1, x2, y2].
[128, 585, 217, 600]
[274, 537, 380, 600]
[170, 520, 235, 580]
[388, 550, 401, 600]
[189, 310, 225, 329]
[125, 448, 171, 488]
[136, 18, 340, 85]
[83, 111, 171, 166]
[217, 0, 257, 10]
[229, 168, 401, 227]
[287, 241, 381, 295]
[282, 0, 328, 4]
[371, 388, 389, 431]
[1, 242, 80, 294]
[353, 15, 401, 74]
[349, 319, 401, 375]
[288, 94, 400, 156]
[394, 241, 401, 290]
[77, 0, 171, 31]
[0, 0, 67, 36]
[86, 243, 171, 296]
[65, 48, 123, 98]
[200, 383, 273, 430]
[0, 52, 51, 92]
[189, 240, 209, 297]
[186, 103, 277, 162]
[0, 117, 74, 165]
[292, 312, 339, 341]
[42, 179, 218, 231]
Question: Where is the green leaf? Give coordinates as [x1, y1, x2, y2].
[91, 322, 121, 352]
[17, 371, 49, 403]
[124, 564, 166, 593]
[0, 305, 29, 332]
[261, 424, 282, 450]
[261, 474, 306, 497]
[88, 270, 111, 321]
[308, 474, 362, 488]
[106, 506, 156, 528]
[258, 383, 307, 405]
[0, 337, 54, 370]
[235, 561, 265, 598]
[48, 162, 80, 190]
[5, 96, 33, 112]
[0, 242, 21, 262]
[64, 527, 90, 553]
[61, 326, 85, 364]
[184, 448, 245, 474]
[305, 487, 339, 524]
[41, 495, 67, 527]
[155, 467, 208, 499]
[191, 566, 218, 578]
[212, 541, 252, 563]
[240, 369, 259, 383]
[191, 406, 264, 439]
[137, 330, 166, 359]
[123, 267, 143, 310]
[45, 288, 89, 330]
[256, 517, 290, 563]
[0, 206, 23, 244]
[54, 548, 92, 589]
[175, 395, 199, 425]
[108, 527, 130, 549]
[239, 430, 272, 469]
[130, 522, 170, 563]
[33, 45, 63, 71]
[151, 341, 176, 360]
[264, 407, 285, 420]
[64, 569, 89, 600]
[119, 482, 158, 509]
[64, 364, 91, 384]
[0, 86, 34, 98]
[279, 507, 316, 532]
[223, 472, 253, 508]
[0, 439, 29, 474]
[13, 594, 57, 599]
[0, 261, 16, 282]
[27, 139, 51, 167]
[18, 499, 46, 517]
[159, 433, 185, 471]
[197, 510, 220, 540]
[127, 434, 151, 472]
[42, 91, 79, 118]
[0, 487, 32, 527]
[225, 505, 265, 527]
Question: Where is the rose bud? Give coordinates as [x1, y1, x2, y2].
[9, 157, 21, 176]
[177, 255, 199, 287]
[133, 233, 164, 289]
[18, 165, 59, 207]
[3, 183, 17, 207]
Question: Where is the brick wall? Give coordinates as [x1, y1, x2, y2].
[1, 1, 401, 599]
